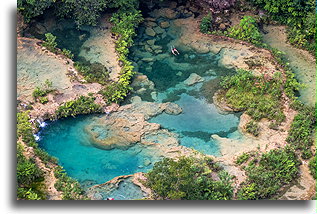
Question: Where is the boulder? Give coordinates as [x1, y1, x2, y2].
[153, 26, 165, 34]
[145, 27, 156, 37]
[151, 91, 158, 101]
[164, 102, 182, 115]
[145, 21, 157, 27]
[184, 73, 205, 86]
[176, 71, 183, 76]
[144, 44, 153, 53]
[141, 57, 155, 62]
[130, 96, 142, 104]
[151, 45, 162, 50]
[219, 23, 226, 30]
[146, 39, 156, 46]
[154, 49, 163, 54]
[160, 21, 170, 29]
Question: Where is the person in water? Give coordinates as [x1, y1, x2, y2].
[171, 45, 180, 55]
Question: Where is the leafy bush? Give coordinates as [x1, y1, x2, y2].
[54, 0, 108, 27]
[99, 82, 131, 104]
[55, 96, 102, 118]
[17, 0, 54, 22]
[237, 147, 300, 200]
[236, 153, 251, 165]
[54, 166, 88, 200]
[99, 8, 143, 104]
[32, 79, 54, 103]
[220, 69, 285, 124]
[146, 156, 234, 200]
[228, 16, 263, 46]
[200, 13, 213, 34]
[74, 61, 109, 85]
[308, 157, 316, 179]
[247, 0, 315, 53]
[42, 33, 57, 52]
[17, 143, 46, 200]
[245, 120, 260, 136]
[286, 106, 315, 159]
[62, 48, 74, 59]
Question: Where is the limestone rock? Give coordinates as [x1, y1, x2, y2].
[160, 21, 170, 29]
[145, 21, 157, 27]
[183, 73, 205, 86]
[146, 39, 156, 46]
[141, 57, 155, 62]
[145, 27, 156, 37]
[164, 102, 182, 115]
[153, 26, 165, 34]
[151, 91, 158, 101]
[219, 23, 226, 30]
[130, 96, 142, 104]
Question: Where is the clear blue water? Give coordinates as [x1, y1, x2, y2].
[149, 94, 240, 155]
[35, 13, 242, 199]
[38, 115, 160, 185]
[90, 177, 145, 200]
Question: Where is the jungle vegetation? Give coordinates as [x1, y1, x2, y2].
[17, 111, 87, 200]
[237, 147, 300, 200]
[55, 96, 102, 118]
[146, 156, 234, 200]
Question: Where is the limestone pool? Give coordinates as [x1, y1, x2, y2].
[36, 12, 242, 199]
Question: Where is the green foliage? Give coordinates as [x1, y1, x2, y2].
[220, 69, 285, 124]
[62, 48, 74, 59]
[17, 143, 46, 200]
[99, 8, 143, 104]
[54, 166, 88, 200]
[17, 111, 35, 144]
[99, 82, 131, 104]
[308, 157, 316, 179]
[54, 0, 108, 27]
[32, 79, 54, 103]
[237, 147, 300, 200]
[286, 106, 316, 159]
[42, 33, 74, 59]
[228, 16, 263, 46]
[247, 0, 315, 53]
[17, 0, 54, 22]
[236, 153, 251, 165]
[74, 61, 109, 85]
[200, 13, 213, 34]
[146, 156, 234, 200]
[42, 33, 57, 52]
[55, 96, 102, 118]
[245, 120, 260, 136]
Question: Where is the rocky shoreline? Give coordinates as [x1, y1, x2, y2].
[17, 2, 315, 200]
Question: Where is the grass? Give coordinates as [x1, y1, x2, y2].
[220, 69, 285, 124]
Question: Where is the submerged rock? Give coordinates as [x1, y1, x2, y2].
[164, 102, 182, 115]
[183, 73, 205, 86]
[160, 21, 170, 29]
[145, 27, 156, 37]
[146, 39, 156, 46]
[153, 26, 165, 34]
[85, 102, 182, 150]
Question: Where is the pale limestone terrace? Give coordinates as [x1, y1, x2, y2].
[17, 37, 73, 102]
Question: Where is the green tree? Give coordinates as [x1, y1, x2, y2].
[146, 156, 234, 200]
[228, 16, 263, 45]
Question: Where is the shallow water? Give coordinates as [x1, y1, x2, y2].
[89, 177, 145, 200]
[36, 11, 242, 198]
[262, 25, 316, 106]
[38, 115, 161, 185]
